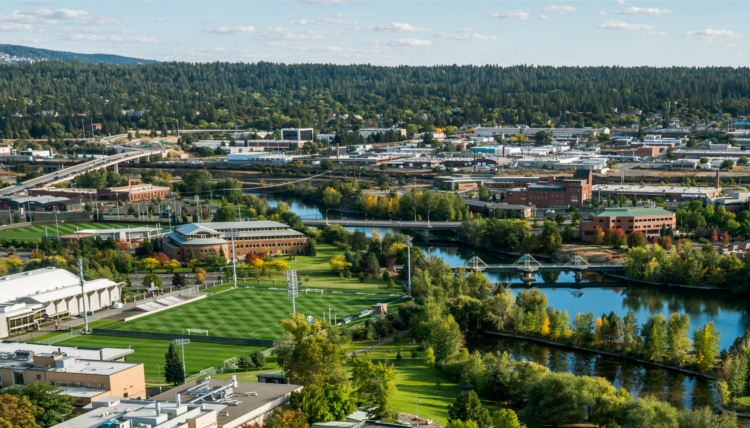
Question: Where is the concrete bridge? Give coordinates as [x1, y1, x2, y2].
[301, 219, 462, 239]
[0, 134, 162, 197]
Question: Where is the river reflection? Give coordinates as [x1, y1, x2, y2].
[467, 334, 716, 410]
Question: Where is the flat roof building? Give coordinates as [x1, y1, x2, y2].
[592, 184, 723, 200]
[149, 377, 303, 428]
[505, 169, 593, 208]
[0, 341, 143, 403]
[0, 268, 124, 338]
[281, 128, 313, 141]
[580, 207, 676, 242]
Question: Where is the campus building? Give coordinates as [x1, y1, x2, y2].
[30, 183, 171, 203]
[281, 128, 313, 141]
[0, 196, 82, 212]
[579, 207, 676, 242]
[161, 221, 307, 262]
[591, 184, 723, 201]
[504, 169, 593, 208]
[0, 268, 125, 338]
[432, 174, 541, 191]
[0, 341, 144, 405]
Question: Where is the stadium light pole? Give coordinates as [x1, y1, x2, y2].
[286, 270, 298, 314]
[54, 209, 60, 239]
[77, 258, 89, 333]
[226, 228, 240, 288]
[405, 235, 412, 296]
[173, 338, 190, 379]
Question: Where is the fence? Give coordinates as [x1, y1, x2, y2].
[34, 330, 82, 344]
[90, 329, 275, 347]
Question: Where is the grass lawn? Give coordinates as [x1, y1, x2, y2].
[292, 243, 347, 271]
[110, 288, 395, 339]
[343, 336, 502, 425]
[0, 223, 152, 241]
[56, 335, 276, 380]
[226, 273, 403, 294]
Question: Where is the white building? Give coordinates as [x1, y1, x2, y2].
[316, 134, 336, 143]
[358, 128, 407, 138]
[0, 268, 124, 338]
[194, 140, 224, 150]
[281, 128, 313, 141]
[475, 126, 609, 138]
[225, 153, 295, 164]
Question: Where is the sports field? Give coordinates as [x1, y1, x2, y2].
[57, 335, 275, 380]
[0, 223, 153, 241]
[110, 288, 396, 339]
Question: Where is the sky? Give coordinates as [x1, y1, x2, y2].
[0, 0, 748, 66]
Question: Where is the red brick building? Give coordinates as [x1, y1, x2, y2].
[579, 207, 676, 242]
[31, 184, 171, 203]
[504, 169, 593, 208]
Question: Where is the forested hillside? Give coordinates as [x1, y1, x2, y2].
[0, 44, 155, 65]
[1, 62, 749, 139]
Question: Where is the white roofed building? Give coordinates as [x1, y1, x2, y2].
[0, 268, 124, 338]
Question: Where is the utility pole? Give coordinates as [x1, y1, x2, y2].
[77, 259, 89, 333]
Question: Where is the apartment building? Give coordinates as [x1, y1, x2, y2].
[161, 221, 307, 262]
[579, 207, 676, 242]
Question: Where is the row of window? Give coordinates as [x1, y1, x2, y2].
[51, 380, 107, 389]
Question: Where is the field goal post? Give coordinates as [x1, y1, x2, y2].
[186, 329, 209, 336]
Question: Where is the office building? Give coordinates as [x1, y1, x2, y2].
[505, 169, 593, 208]
[0, 268, 125, 338]
[0, 196, 82, 212]
[161, 221, 307, 262]
[708, 191, 750, 213]
[433, 174, 541, 191]
[244, 140, 305, 150]
[31, 184, 171, 203]
[579, 207, 676, 242]
[281, 128, 313, 141]
[592, 184, 723, 201]
[0, 341, 144, 404]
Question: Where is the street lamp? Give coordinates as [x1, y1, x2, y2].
[77, 259, 89, 333]
[226, 228, 240, 288]
[173, 338, 190, 379]
[53, 209, 60, 239]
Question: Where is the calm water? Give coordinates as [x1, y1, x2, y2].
[466, 334, 715, 410]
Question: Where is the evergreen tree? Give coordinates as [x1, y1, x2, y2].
[164, 343, 185, 385]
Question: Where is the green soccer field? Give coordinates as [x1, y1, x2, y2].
[56, 335, 276, 380]
[111, 288, 398, 339]
[0, 223, 154, 241]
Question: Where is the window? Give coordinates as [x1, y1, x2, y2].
[13, 372, 24, 385]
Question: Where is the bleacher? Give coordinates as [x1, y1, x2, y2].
[136, 302, 163, 312]
[157, 297, 183, 306]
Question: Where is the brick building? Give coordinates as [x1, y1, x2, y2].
[161, 221, 307, 262]
[504, 169, 593, 208]
[30, 183, 171, 203]
[579, 207, 676, 242]
[0, 342, 144, 406]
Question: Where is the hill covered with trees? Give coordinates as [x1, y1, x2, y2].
[1, 62, 749, 139]
[0, 44, 156, 65]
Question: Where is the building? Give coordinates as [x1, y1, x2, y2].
[221, 147, 264, 155]
[385, 157, 442, 169]
[618, 147, 661, 156]
[708, 191, 750, 213]
[59, 226, 163, 246]
[149, 377, 303, 428]
[0, 196, 82, 212]
[51, 396, 217, 428]
[0, 341, 144, 403]
[316, 134, 336, 143]
[505, 169, 593, 208]
[226, 153, 295, 164]
[592, 184, 723, 201]
[0, 268, 125, 338]
[433, 174, 541, 191]
[440, 157, 506, 169]
[463, 199, 533, 218]
[161, 221, 307, 262]
[475, 126, 609, 138]
[579, 207, 676, 242]
[358, 128, 407, 138]
[281, 128, 313, 141]
[244, 140, 305, 150]
[98, 184, 171, 202]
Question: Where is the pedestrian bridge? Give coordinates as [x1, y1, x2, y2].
[462, 254, 625, 273]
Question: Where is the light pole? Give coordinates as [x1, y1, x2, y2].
[53, 209, 60, 239]
[156, 363, 162, 393]
[226, 228, 240, 288]
[173, 339, 190, 379]
[414, 394, 422, 425]
[287, 270, 298, 314]
[405, 235, 412, 295]
[77, 259, 89, 333]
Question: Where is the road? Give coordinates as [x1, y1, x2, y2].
[0, 134, 162, 197]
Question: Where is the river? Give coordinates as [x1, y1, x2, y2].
[254, 192, 750, 408]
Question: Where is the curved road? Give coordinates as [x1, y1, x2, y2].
[0, 134, 162, 197]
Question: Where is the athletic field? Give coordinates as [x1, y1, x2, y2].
[0, 223, 153, 241]
[110, 288, 395, 339]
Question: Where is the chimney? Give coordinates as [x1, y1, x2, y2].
[100, 349, 104, 361]
[336, 143, 340, 159]
[716, 170, 720, 188]
[127, 178, 132, 187]
[155, 403, 160, 415]
[176, 394, 181, 406]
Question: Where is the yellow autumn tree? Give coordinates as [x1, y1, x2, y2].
[329, 255, 351, 273]
[360, 196, 378, 214]
[593, 317, 604, 343]
[540, 318, 550, 336]
[251, 258, 265, 270]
